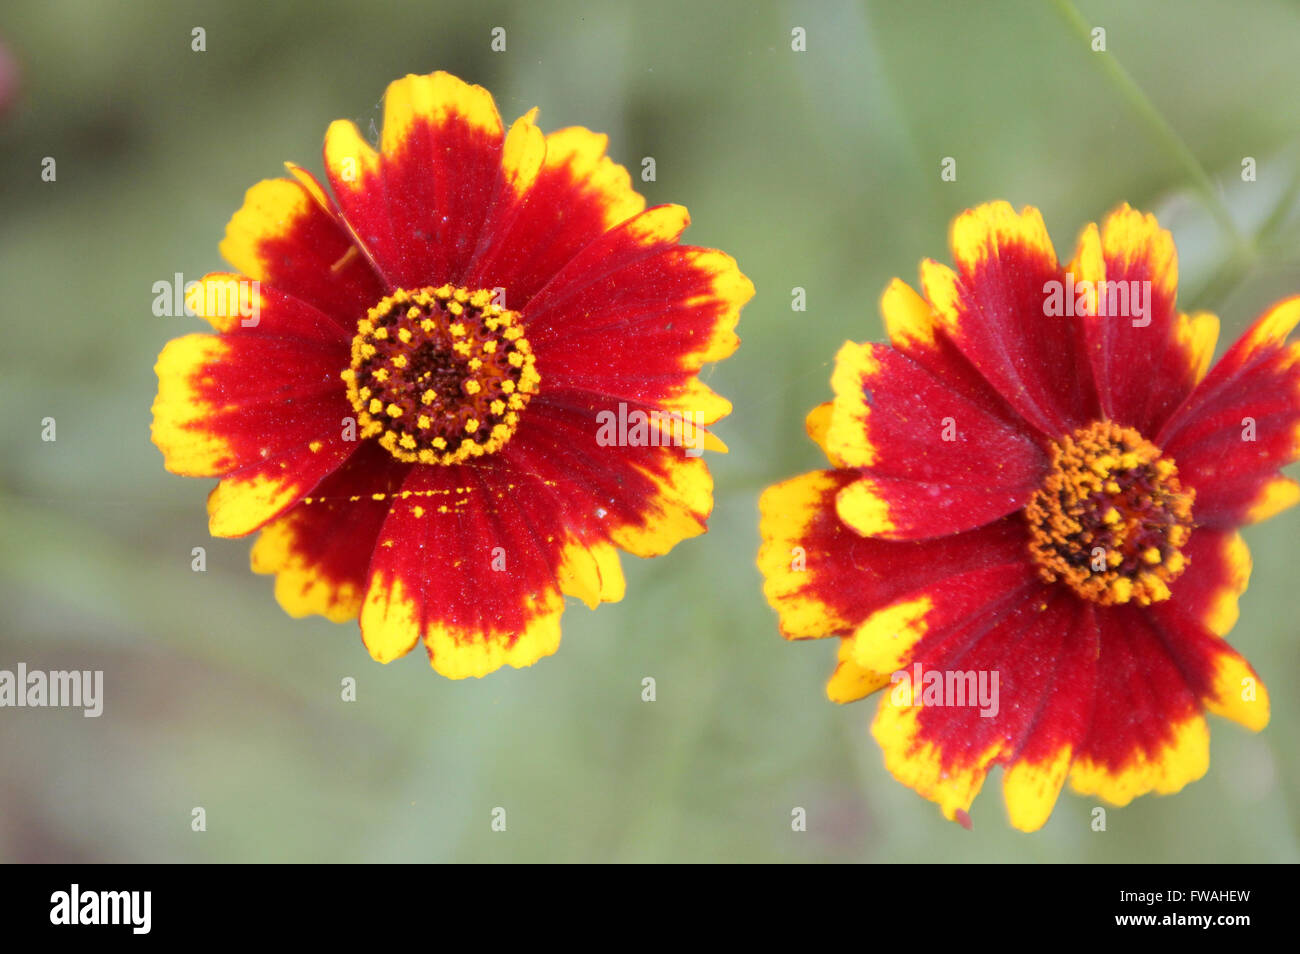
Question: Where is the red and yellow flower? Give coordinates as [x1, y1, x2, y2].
[153, 71, 751, 678]
[759, 201, 1296, 830]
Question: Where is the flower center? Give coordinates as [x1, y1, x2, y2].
[342, 285, 539, 465]
[1025, 420, 1194, 606]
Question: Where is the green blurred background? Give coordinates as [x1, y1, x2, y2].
[2, 0, 1297, 862]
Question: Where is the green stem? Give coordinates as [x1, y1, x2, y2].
[1050, 0, 1246, 251]
[1186, 152, 1300, 311]
[1254, 153, 1300, 250]
[1185, 244, 1254, 313]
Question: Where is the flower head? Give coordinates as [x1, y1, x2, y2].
[758, 201, 1297, 830]
[153, 72, 751, 678]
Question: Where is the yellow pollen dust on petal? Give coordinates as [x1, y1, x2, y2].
[1025, 420, 1194, 606]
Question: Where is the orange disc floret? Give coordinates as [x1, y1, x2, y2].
[1025, 420, 1193, 606]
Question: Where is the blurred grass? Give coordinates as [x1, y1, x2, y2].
[1, 0, 1298, 861]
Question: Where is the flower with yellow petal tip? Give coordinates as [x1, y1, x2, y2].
[153, 72, 751, 678]
[759, 201, 1293, 830]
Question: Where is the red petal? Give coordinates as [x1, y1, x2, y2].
[1000, 601, 1099, 831]
[879, 277, 1026, 433]
[323, 72, 507, 289]
[871, 584, 1081, 824]
[1148, 598, 1270, 732]
[1165, 528, 1252, 638]
[920, 202, 1098, 438]
[1158, 296, 1300, 527]
[357, 462, 572, 677]
[219, 170, 385, 328]
[464, 125, 646, 308]
[757, 468, 1031, 641]
[185, 273, 350, 346]
[1067, 605, 1210, 807]
[1069, 204, 1217, 433]
[250, 443, 410, 623]
[504, 396, 715, 558]
[522, 205, 748, 423]
[826, 340, 1046, 539]
[151, 330, 353, 535]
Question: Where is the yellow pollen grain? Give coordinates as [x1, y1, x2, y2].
[1143, 576, 1171, 603]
